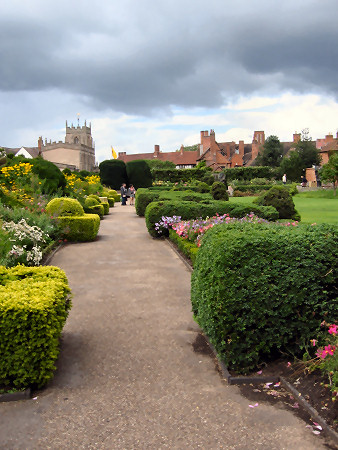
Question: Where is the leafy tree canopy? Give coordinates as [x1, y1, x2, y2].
[146, 159, 176, 170]
[320, 152, 338, 195]
[255, 135, 283, 167]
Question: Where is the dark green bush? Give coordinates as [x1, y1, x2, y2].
[191, 222, 338, 373]
[195, 181, 211, 193]
[99, 160, 128, 190]
[30, 158, 66, 195]
[0, 265, 71, 388]
[254, 185, 301, 220]
[211, 182, 229, 200]
[58, 214, 100, 241]
[46, 198, 84, 217]
[126, 160, 152, 189]
[135, 188, 161, 216]
[145, 200, 278, 237]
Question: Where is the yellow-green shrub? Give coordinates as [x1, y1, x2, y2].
[101, 201, 109, 215]
[58, 214, 100, 241]
[0, 265, 71, 388]
[45, 197, 84, 217]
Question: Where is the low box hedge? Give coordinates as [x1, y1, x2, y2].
[85, 204, 104, 218]
[46, 197, 84, 217]
[158, 191, 211, 203]
[58, 214, 100, 241]
[168, 229, 198, 265]
[135, 188, 161, 216]
[234, 184, 273, 192]
[0, 265, 71, 388]
[145, 200, 278, 237]
[191, 222, 338, 373]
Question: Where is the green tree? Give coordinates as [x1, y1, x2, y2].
[255, 135, 283, 167]
[320, 153, 338, 196]
[280, 130, 321, 182]
[99, 159, 128, 190]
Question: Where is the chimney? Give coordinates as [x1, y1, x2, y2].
[154, 145, 160, 158]
[293, 132, 301, 143]
[325, 133, 334, 143]
[38, 136, 43, 150]
[239, 140, 244, 157]
[253, 131, 265, 145]
[180, 145, 184, 155]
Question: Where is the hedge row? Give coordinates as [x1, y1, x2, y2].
[234, 184, 273, 192]
[224, 167, 280, 181]
[58, 214, 100, 241]
[0, 265, 71, 388]
[191, 222, 338, 373]
[168, 229, 198, 265]
[151, 167, 214, 183]
[145, 200, 278, 237]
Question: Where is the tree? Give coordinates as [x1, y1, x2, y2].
[30, 158, 66, 194]
[280, 129, 321, 182]
[255, 135, 283, 167]
[320, 153, 338, 196]
[126, 160, 152, 189]
[99, 159, 128, 189]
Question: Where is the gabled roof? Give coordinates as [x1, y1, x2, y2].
[2, 146, 40, 158]
[320, 140, 338, 152]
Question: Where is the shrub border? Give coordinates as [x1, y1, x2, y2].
[165, 235, 338, 447]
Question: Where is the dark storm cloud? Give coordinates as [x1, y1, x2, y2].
[1, 0, 338, 115]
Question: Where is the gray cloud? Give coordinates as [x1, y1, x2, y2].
[1, 0, 338, 116]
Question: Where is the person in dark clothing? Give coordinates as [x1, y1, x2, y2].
[120, 183, 127, 205]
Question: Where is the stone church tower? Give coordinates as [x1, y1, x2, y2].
[39, 120, 96, 171]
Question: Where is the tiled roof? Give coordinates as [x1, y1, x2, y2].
[119, 150, 199, 166]
[320, 140, 338, 152]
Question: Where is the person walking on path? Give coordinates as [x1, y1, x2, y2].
[128, 184, 136, 206]
[120, 183, 128, 205]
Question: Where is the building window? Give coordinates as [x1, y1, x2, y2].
[74, 137, 79, 144]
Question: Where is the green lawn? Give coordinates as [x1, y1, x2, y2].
[230, 194, 338, 224]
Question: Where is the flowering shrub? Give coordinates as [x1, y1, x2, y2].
[0, 162, 35, 204]
[308, 323, 338, 395]
[2, 218, 49, 266]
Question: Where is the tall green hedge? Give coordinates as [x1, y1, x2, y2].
[0, 265, 71, 388]
[99, 159, 128, 190]
[126, 160, 152, 189]
[151, 167, 214, 183]
[145, 200, 278, 237]
[135, 189, 161, 216]
[191, 222, 338, 373]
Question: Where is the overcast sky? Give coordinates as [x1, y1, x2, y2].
[1, 0, 338, 162]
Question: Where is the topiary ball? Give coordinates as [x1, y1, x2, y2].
[46, 197, 84, 217]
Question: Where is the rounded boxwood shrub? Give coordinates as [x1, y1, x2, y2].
[84, 197, 99, 208]
[107, 197, 115, 207]
[46, 197, 84, 217]
[58, 214, 100, 241]
[86, 204, 104, 218]
[101, 202, 109, 215]
[191, 222, 337, 373]
[254, 185, 300, 220]
[211, 182, 229, 201]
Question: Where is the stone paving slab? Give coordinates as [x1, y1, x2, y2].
[0, 204, 327, 449]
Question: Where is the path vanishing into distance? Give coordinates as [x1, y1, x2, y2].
[0, 204, 328, 449]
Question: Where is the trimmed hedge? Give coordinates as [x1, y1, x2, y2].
[101, 201, 109, 215]
[145, 200, 278, 237]
[135, 188, 161, 216]
[126, 160, 152, 188]
[168, 229, 199, 265]
[107, 197, 115, 207]
[224, 166, 281, 181]
[191, 222, 338, 373]
[158, 191, 211, 203]
[151, 167, 214, 183]
[46, 197, 84, 217]
[58, 214, 100, 241]
[0, 265, 71, 388]
[85, 204, 104, 219]
[211, 181, 229, 200]
[99, 159, 128, 190]
[234, 184, 273, 192]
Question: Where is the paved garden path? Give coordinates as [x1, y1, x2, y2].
[0, 204, 327, 449]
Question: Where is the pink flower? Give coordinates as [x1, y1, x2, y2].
[310, 339, 317, 347]
[328, 324, 337, 335]
[287, 361, 292, 367]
